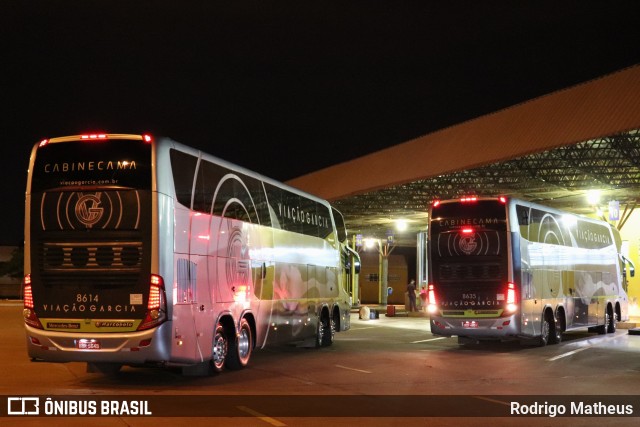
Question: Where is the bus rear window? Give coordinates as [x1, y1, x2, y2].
[31, 138, 152, 192]
[431, 200, 507, 232]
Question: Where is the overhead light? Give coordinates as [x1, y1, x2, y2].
[586, 190, 601, 205]
[395, 219, 408, 232]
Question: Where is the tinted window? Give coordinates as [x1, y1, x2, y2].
[265, 183, 333, 238]
[332, 207, 347, 242]
[172, 149, 271, 226]
[169, 149, 198, 208]
[32, 138, 152, 192]
[202, 160, 267, 224]
[431, 200, 507, 232]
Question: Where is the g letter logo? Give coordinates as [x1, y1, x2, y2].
[75, 193, 104, 228]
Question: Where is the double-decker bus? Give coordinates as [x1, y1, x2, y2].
[426, 196, 630, 346]
[23, 133, 360, 375]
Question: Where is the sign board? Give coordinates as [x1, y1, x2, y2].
[609, 200, 620, 221]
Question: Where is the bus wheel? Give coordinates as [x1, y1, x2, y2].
[210, 323, 227, 373]
[597, 311, 610, 335]
[539, 313, 552, 346]
[323, 314, 336, 347]
[607, 306, 617, 334]
[226, 318, 252, 370]
[316, 312, 330, 348]
[549, 314, 563, 345]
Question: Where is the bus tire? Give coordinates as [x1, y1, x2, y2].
[226, 318, 252, 370]
[324, 314, 336, 347]
[549, 312, 563, 344]
[606, 306, 617, 334]
[316, 311, 333, 347]
[597, 311, 609, 335]
[210, 323, 227, 374]
[539, 312, 552, 346]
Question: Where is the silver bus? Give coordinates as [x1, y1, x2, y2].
[427, 196, 630, 345]
[23, 133, 360, 374]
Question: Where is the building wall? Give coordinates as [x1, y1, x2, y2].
[358, 251, 408, 304]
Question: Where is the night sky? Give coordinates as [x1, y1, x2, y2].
[2, 1, 640, 245]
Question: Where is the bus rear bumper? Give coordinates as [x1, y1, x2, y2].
[430, 314, 520, 340]
[25, 322, 172, 365]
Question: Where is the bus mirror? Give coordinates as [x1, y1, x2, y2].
[622, 255, 636, 277]
[622, 255, 635, 278]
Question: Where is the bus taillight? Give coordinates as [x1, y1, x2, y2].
[23, 275, 33, 308]
[138, 274, 167, 331]
[80, 134, 107, 141]
[505, 282, 517, 314]
[427, 284, 438, 314]
[22, 275, 43, 329]
[460, 196, 478, 203]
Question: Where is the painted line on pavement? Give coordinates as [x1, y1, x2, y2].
[547, 334, 623, 361]
[472, 396, 510, 406]
[411, 337, 447, 344]
[547, 347, 589, 361]
[335, 364, 372, 374]
[237, 405, 286, 426]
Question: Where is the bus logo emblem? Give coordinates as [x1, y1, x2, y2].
[75, 193, 104, 227]
[459, 236, 477, 255]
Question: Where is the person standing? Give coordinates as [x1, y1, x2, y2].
[419, 285, 428, 311]
[407, 279, 417, 312]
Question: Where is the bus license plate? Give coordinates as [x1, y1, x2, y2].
[462, 321, 478, 328]
[77, 339, 101, 350]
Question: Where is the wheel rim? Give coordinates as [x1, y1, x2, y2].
[329, 316, 336, 343]
[608, 310, 616, 332]
[317, 317, 325, 344]
[212, 329, 227, 370]
[541, 319, 549, 344]
[238, 326, 251, 362]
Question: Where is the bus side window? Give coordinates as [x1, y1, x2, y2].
[516, 204, 530, 240]
[169, 149, 198, 209]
